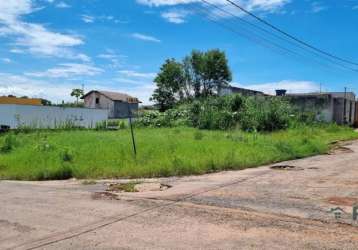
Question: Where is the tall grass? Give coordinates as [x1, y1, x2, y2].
[0, 124, 356, 181]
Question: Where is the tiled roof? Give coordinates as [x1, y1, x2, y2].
[83, 90, 141, 103]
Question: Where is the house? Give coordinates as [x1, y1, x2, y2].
[0, 96, 42, 106]
[219, 86, 265, 97]
[82, 90, 141, 119]
[283, 91, 356, 125]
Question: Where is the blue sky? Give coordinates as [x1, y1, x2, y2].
[0, 0, 358, 104]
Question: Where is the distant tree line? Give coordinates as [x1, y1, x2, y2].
[151, 49, 232, 111]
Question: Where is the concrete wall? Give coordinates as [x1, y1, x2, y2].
[287, 94, 334, 122]
[0, 104, 108, 129]
[333, 98, 356, 125]
[84, 92, 115, 117]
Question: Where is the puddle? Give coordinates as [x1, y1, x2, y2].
[271, 165, 303, 171]
[328, 146, 354, 155]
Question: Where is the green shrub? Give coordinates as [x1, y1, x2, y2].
[134, 94, 313, 132]
[60, 148, 74, 162]
[0, 135, 17, 153]
[193, 130, 204, 140]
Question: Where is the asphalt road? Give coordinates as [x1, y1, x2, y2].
[1, 141, 358, 249]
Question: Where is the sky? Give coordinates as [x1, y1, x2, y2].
[0, 0, 358, 104]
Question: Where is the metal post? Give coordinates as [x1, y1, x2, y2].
[127, 103, 137, 156]
[344, 87, 347, 124]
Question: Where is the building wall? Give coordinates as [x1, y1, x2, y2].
[0, 97, 42, 106]
[113, 102, 139, 118]
[0, 104, 108, 129]
[220, 87, 264, 97]
[84, 92, 114, 117]
[333, 98, 356, 125]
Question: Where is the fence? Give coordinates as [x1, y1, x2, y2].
[0, 104, 108, 129]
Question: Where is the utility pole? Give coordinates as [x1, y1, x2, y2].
[127, 103, 137, 156]
[344, 87, 347, 124]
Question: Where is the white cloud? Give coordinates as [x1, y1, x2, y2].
[55, 1, 71, 8]
[81, 15, 95, 23]
[137, 0, 290, 12]
[0, 73, 78, 102]
[26, 63, 103, 78]
[0, 0, 86, 60]
[310, 1, 328, 13]
[161, 10, 190, 23]
[10, 48, 25, 53]
[97, 50, 127, 68]
[118, 70, 156, 78]
[136, 0, 197, 6]
[131, 33, 161, 43]
[234, 80, 320, 95]
[1, 58, 12, 63]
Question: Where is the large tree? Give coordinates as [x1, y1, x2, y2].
[150, 59, 185, 111]
[151, 49, 232, 111]
[185, 49, 232, 97]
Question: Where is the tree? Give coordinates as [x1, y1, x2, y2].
[150, 59, 185, 111]
[184, 49, 232, 97]
[70, 88, 84, 104]
[151, 49, 232, 110]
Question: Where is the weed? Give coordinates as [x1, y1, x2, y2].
[107, 182, 140, 192]
[193, 130, 204, 140]
[60, 148, 74, 162]
[0, 135, 16, 153]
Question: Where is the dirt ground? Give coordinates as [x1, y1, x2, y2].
[1, 142, 358, 249]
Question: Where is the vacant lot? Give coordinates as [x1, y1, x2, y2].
[0, 125, 357, 180]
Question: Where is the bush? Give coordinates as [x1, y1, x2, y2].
[60, 148, 74, 162]
[0, 134, 17, 153]
[135, 94, 295, 132]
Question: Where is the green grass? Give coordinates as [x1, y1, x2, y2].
[0, 124, 357, 181]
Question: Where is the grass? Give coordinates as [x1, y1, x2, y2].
[107, 182, 141, 192]
[0, 124, 357, 181]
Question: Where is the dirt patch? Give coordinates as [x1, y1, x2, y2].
[91, 192, 119, 200]
[326, 196, 358, 206]
[135, 183, 171, 192]
[270, 165, 303, 171]
[82, 180, 97, 185]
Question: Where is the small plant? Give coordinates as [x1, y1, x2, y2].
[193, 130, 204, 140]
[60, 148, 74, 162]
[0, 134, 16, 153]
[119, 121, 127, 129]
[35, 138, 54, 152]
[107, 182, 140, 192]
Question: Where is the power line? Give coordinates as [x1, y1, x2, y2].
[199, 0, 358, 73]
[193, 1, 357, 73]
[224, 0, 358, 68]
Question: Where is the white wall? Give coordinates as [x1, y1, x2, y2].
[0, 104, 108, 129]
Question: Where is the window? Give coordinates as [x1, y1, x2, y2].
[95, 98, 99, 104]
